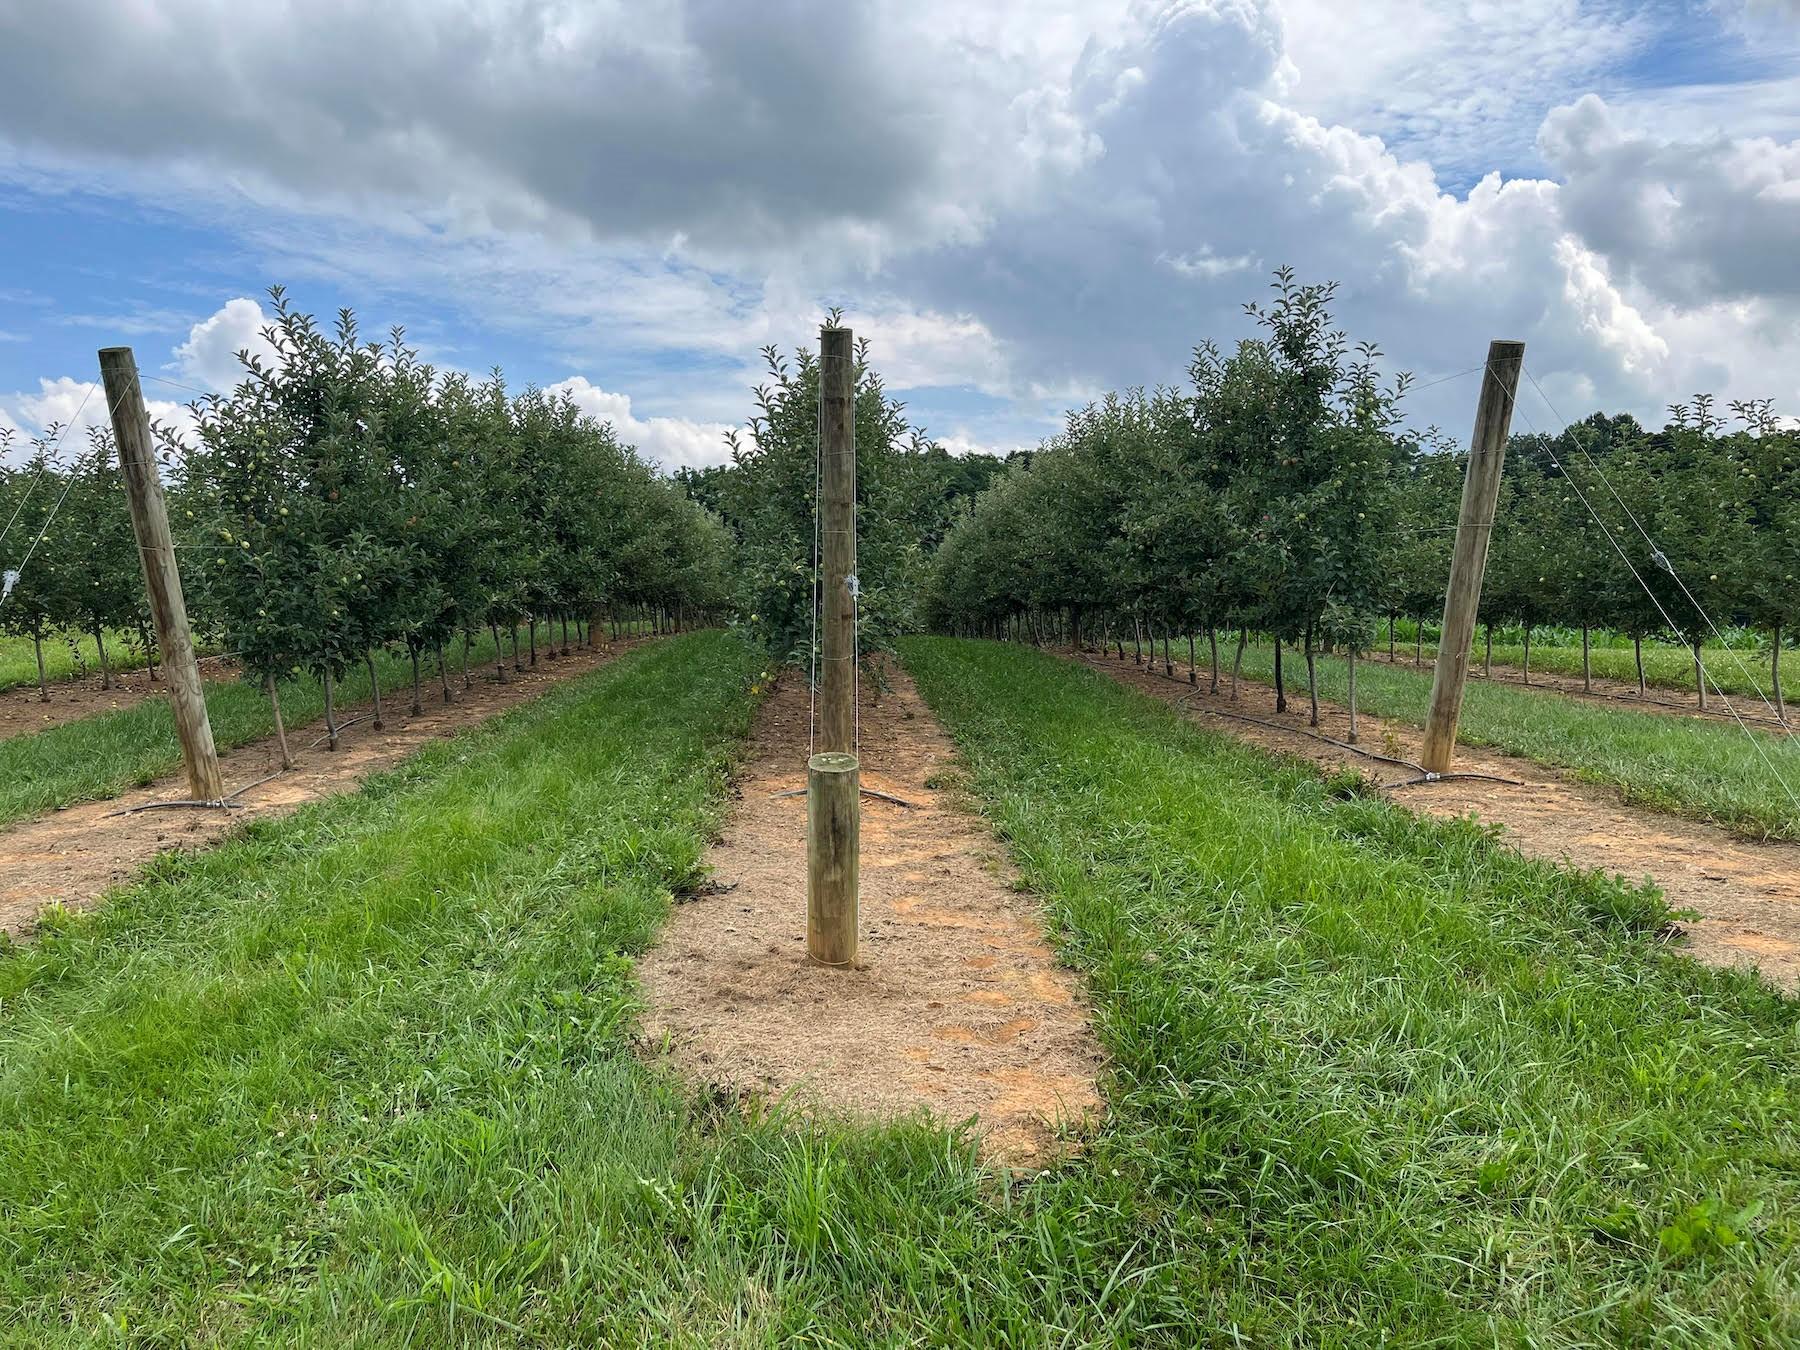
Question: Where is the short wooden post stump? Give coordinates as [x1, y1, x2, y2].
[807, 751, 860, 967]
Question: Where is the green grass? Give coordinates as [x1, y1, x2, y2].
[903, 636, 1800, 1344]
[1384, 636, 1787, 705]
[3, 632, 1796, 1343]
[1229, 643, 1800, 841]
[0, 629, 553, 828]
[0, 631, 1194, 1345]
[0, 630, 156, 693]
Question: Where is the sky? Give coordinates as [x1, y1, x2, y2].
[2, 0, 1798, 470]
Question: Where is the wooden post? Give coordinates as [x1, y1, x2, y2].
[818, 325, 857, 754]
[1421, 339, 1524, 774]
[809, 325, 860, 966]
[807, 751, 859, 966]
[99, 347, 225, 802]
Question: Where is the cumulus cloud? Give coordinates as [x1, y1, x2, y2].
[1270, 0, 1648, 179]
[0, 0, 1054, 267]
[0, 375, 191, 465]
[2, 0, 1800, 458]
[1540, 93, 1800, 307]
[544, 376, 730, 470]
[172, 296, 279, 391]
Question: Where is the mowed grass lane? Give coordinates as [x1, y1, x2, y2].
[0, 630, 158, 694]
[5, 631, 1795, 1344]
[905, 637, 1798, 1345]
[4, 632, 1168, 1346]
[1230, 642, 1800, 840]
[3, 633, 783, 1343]
[0, 629, 547, 828]
[1381, 629, 1785, 705]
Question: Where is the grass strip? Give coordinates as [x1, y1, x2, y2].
[0, 633, 1146, 1345]
[5, 632, 1794, 1343]
[0, 627, 573, 828]
[1385, 637, 1783, 704]
[1225, 643, 1800, 840]
[902, 636, 1799, 1345]
[0, 630, 158, 693]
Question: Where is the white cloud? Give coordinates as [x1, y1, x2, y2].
[172, 296, 279, 392]
[2, 0, 1799, 456]
[544, 375, 730, 470]
[1554, 237, 1669, 376]
[1540, 93, 1800, 307]
[937, 429, 1033, 459]
[1160, 247, 1261, 280]
[1270, 0, 1648, 178]
[0, 375, 191, 465]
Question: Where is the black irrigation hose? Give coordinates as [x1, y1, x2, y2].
[1175, 693, 1425, 772]
[225, 767, 289, 802]
[102, 798, 232, 818]
[100, 766, 289, 820]
[1149, 671, 1529, 788]
[770, 786, 918, 808]
[307, 712, 373, 751]
[1387, 771, 1527, 788]
[97, 644, 626, 822]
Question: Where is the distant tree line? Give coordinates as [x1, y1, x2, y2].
[0, 288, 736, 743]
[918, 270, 1800, 727]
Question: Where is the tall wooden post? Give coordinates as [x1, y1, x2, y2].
[1421, 339, 1524, 774]
[808, 325, 859, 965]
[818, 326, 857, 754]
[100, 346, 225, 802]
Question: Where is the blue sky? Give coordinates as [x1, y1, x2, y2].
[3, 0, 1798, 467]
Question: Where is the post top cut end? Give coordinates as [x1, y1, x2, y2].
[808, 751, 860, 773]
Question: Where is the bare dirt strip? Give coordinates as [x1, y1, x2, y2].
[0, 640, 642, 941]
[0, 654, 241, 742]
[638, 665, 1104, 1166]
[1088, 651, 1800, 991]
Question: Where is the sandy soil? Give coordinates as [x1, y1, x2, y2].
[0, 655, 240, 742]
[1091, 651, 1800, 991]
[0, 640, 639, 941]
[637, 666, 1104, 1166]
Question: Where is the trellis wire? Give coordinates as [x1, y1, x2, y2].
[0, 379, 98, 553]
[1504, 364, 1800, 815]
[0, 380, 128, 613]
[1523, 364, 1794, 737]
[809, 348, 824, 755]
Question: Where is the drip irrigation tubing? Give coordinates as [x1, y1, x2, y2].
[1079, 655, 1529, 788]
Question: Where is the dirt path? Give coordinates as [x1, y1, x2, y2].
[0, 640, 641, 940]
[637, 665, 1104, 1165]
[1088, 652, 1800, 991]
[0, 655, 241, 742]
